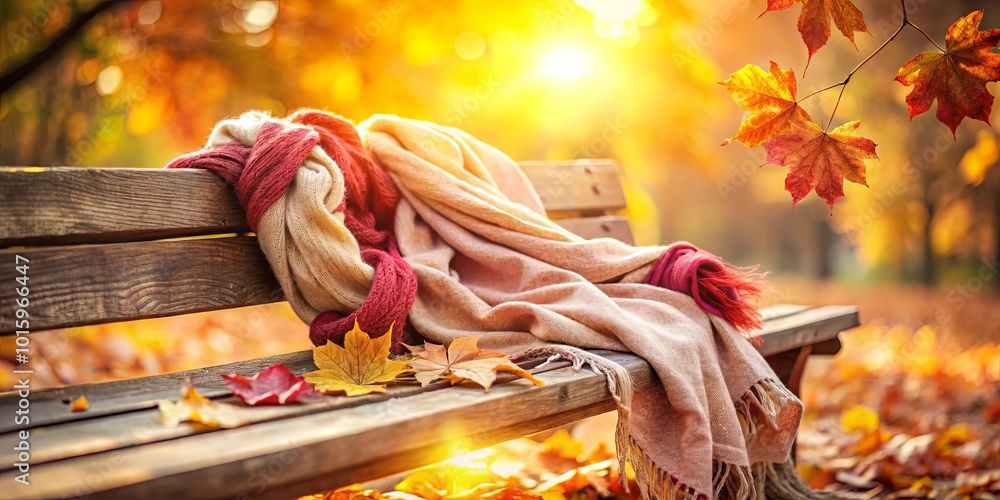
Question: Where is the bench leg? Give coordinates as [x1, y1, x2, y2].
[764, 337, 842, 461]
[766, 345, 812, 397]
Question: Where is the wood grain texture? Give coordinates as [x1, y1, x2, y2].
[0, 352, 653, 500]
[520, 160, 626, 215]
[0, 305, 858, 470]
[0, 161, 625, 247]
[0, 216, 634, 336]
[0, 167, 246, 247]
[0, 237, 284, 335]
[752, 305, 857, 355]
[555, 215, 634, 244]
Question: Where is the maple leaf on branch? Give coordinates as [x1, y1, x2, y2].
[222, 363, 323, 406]
[406, 336, 544, 392]
[303, 322, 409, 396]
[721, 61, 815, 148]
[763, 120, 878, 211]
[763, 0, 869, 67]
[895, 10, 1000, 136]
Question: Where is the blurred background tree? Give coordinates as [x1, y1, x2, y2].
[1, 0, 998, 294]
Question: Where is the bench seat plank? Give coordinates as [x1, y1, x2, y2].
[1, 351, 653, 500]
[0, 305, 858, 490]
[0, 305, 853, 431]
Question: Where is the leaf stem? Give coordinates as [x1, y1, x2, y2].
[908, 21, 946, 53]
[801, 0, 913, 130]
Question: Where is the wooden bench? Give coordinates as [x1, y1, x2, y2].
[0, 161, 859, 499]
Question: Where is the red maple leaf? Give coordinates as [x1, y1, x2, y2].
[895, 11, 1000, 135]
[222, 363, 323, 406]
[764, 120, 878, 211]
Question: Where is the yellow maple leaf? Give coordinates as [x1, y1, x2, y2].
[303, 321, 409, 396]
[406, 336, 544, 392]
[158, 383, 251, 428]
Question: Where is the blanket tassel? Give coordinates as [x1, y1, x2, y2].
[514, 347, 843, 500]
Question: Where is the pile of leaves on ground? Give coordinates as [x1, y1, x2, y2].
[797, 322, 1000, 498]
[299, 425, 638, 500]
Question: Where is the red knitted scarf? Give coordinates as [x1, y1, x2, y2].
[166, 112, 417, 349]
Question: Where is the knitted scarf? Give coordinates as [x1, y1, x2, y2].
[167, 110, 823, 499]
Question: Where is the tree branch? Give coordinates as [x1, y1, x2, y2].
[0, 0, 132, 96]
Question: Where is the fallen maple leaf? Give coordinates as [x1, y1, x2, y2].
[721, 61, 814, 148]
[222, 363, 323, 406]
[763, 0, 869, 67]
[895, 11, 1000, 135]
[763, 120, 877, 210]
[303, 321, 409, 396]
[158, 383, 252, 428]
[406, 337, 543, 392]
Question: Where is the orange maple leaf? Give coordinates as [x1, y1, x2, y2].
[721, 61, 815, 148]
[763, 0, 869, 66]
[895, 11, 1000, 135]
[763, 120, 877, 210]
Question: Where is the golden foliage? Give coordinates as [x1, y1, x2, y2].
[303, 322, 409, 397]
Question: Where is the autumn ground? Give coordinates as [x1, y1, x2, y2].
[2, 278, 998, 498]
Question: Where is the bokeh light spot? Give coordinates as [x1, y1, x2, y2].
[454, 31, 487, 60]
[95, 66, 123, 95]
[137, 1, 162, 25]
[244, 1, 278, 33]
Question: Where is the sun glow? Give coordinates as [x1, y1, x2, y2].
[539, 46, 593, 83]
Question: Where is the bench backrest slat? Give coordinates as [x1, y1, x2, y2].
[0, 160, 631, 334]
[0, 161, 626, 247]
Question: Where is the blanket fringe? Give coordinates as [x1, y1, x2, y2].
[514, 348, 841, 499]
[512, 345, 634, 417]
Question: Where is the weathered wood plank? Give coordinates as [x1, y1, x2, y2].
[0, 352, 654, 500]
[520, 160, 626, 215]
[0, 350, 314, 433]
[0, 161, 625, 247]
[0, 304, 843, 430]
[0, 305, 857, 468]
[753, 305, 857, 355]
[555, 215, 634, 244]
[0, 360, 569, 469]
[0, 167, 247, 247]
[0, 215, 635, 336]
[0, 237, 284, 335]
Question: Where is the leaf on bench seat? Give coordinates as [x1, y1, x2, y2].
[158, 383, 252, 428]
[406, 337, 544, 392]
[303, 322, 410, 396]
[222, 363, 323, 406]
